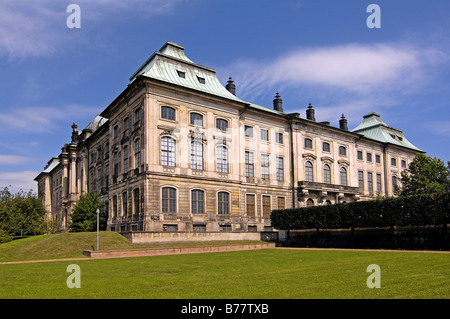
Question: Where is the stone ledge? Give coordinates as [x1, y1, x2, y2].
[83, 242, 275, 259]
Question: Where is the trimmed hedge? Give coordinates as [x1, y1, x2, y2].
[271, 192, 450, 231]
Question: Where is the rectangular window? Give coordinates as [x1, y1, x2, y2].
[133, 188, 140, 215]
[163, 224, 178, 232]
[357, 151, 363, 160]
[246, 194, 255, 216]
[262, 195, 271, 217]
[367, 153, 372, 162]
[122, 192, 128, 216]
[135, 139, 141, 169]
[216, 146, 228, 173]
[190, 141, 203, 170]
[358, 171, 364, 191]
[304, 138, 313, 149]
[191, 189, 205, 214]
[162, 187, 176, 213]
[277, 196, 285, 210]
[193, 224, 206, 232]
[192, 224, 206, 233]
[375, 154, 381, 163]
[323, 142, 330, 152]
[217, 192, 230, 214]
[376, 173, 382, 193]
[276, 156, 284, 181]
[220, 225, 232, 232]
[260, 129, 269, 141]
[339, 146, 346, 156]
[401, 160, 406, 168]
[391, 157, 397, 166]
[124, 117, 130, 131]
[134, 108, 141, 124]
[261, 154, 269, 180]
[123, 145, 129, 173]
[368, 172, 373, 194]
[245, 125, 253, 138]
[112, 195, 118, 217]
[245, 151, 254, 177]
[276, 132, 283, 144]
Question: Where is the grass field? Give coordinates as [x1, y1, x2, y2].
[0, 233, 449, 299]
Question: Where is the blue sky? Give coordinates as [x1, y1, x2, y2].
[1, 0, 449, 193]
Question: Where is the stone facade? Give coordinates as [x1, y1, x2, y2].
[35, 42, 423, 239]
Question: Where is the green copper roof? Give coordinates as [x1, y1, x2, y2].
[129, 42, 243, 103]
[352, 112, 423, 152]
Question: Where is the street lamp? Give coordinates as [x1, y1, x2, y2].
[96, 209, 99, 251]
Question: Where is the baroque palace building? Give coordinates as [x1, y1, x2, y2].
[35, 42, 423, 242]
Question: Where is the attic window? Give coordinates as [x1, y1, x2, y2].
[397, 136, 403, 141]
[197, 76, 205, 84]
[389, 133, 396, 139]
[177, 70, 185, 78]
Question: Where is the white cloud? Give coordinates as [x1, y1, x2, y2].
[0, 104, 102, 133]
[0, 155, 32, 165]
[0, 171, 38, 193]
[0, 0, 184, 59]
[225, 43, 448, 101]
[424, 121, 450, 136]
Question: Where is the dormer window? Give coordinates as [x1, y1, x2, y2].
[177, 70, 185, 78]
[197, 76, 205, 84]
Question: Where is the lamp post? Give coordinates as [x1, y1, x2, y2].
[96, 209, 99, 251]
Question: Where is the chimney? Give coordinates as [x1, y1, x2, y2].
[273, 92, 283, 112]
[225, 77, 236, 95]
[306, 103, 316, 121]
[339, 114, 348, 131]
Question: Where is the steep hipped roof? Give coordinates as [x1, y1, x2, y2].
[129, 42, 243, 103]
[352, 112, 423, 152]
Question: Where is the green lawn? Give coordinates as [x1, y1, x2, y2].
[1, 248, 449, 299]
[0, 231, 264, 262]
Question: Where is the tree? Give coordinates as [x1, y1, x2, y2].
[400, 153, 450, 196]
[69, 192, 106, 232]
[0, 187, 46, 242]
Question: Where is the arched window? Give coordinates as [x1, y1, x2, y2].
[306, 198, 314, 207]
[304, 138, 313, 149]
[305, 161, 313, 182]
[191, 189, 205, 214]
[162, 187, 176, 213]
[161, 106, 175, 120]
[190, 141, 203, 170]
[325, 200, 332, 205]
[216, 145, 228, 173]
[322, 142, 330, 152]
[161, 136, 175, 167]
[218, 191, 230, 214]
[190, 112, 203, 126]
[339, 146, 346, 156]
[340, 167, 347, 186]
[216, 118, 228, 131]
[323, 164, 331, 184]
